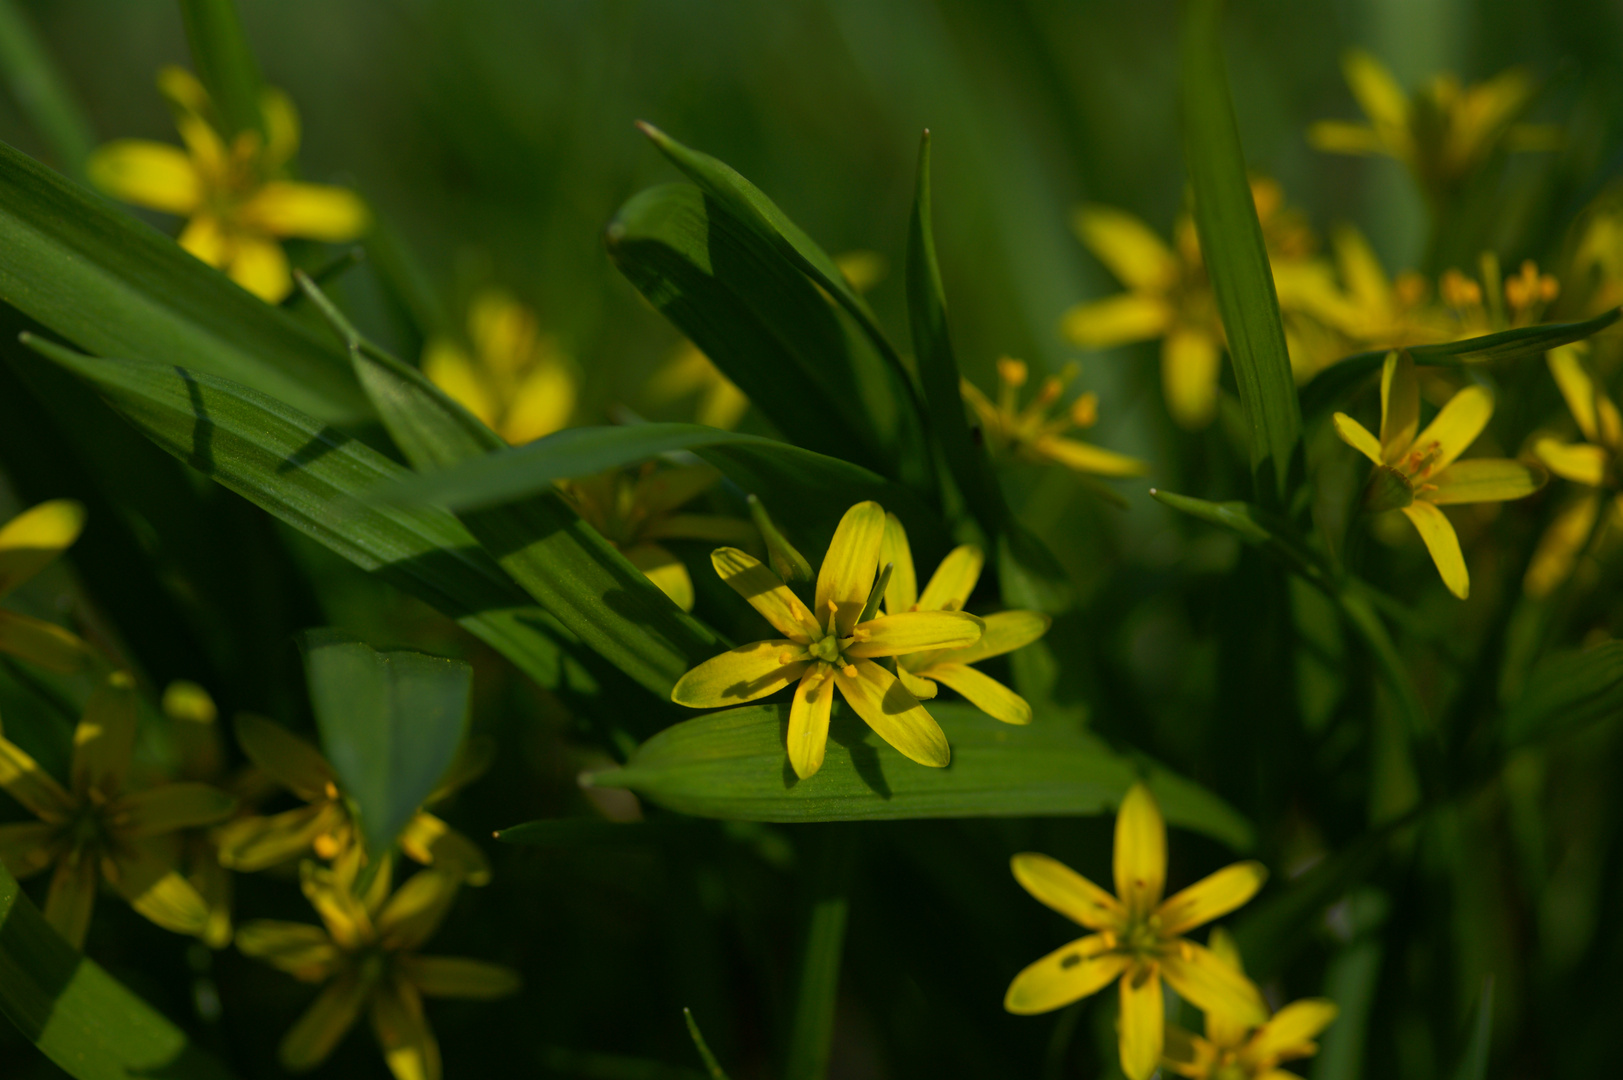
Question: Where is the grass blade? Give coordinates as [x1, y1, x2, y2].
[783, 829, 854, 1080]
[682, 1009, 730, 1080]
[177, 0, 264, 138]
[0, 0, 95, 176]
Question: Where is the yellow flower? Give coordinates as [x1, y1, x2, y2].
[0, 670, 236, 948]
[878, 513, 1050, 725]
[422, 289, 577, 445]
[213, 715, 491, 886]
[559, 463, 757, 611]
[1285, 226, 1454, 351]
[1308, 50, 1560, 204]
[1332, 351, 1546, 598]
[671, 501, 984, 779]
[237, 858, 519, 1080]
[1524, 343, 1623, 597]
[1162, 928, 1338, 1080]
[1004, 783, 1269, 1080]
[645, 343, 751, 430]
[1062, 181, 1321, 428]
[161, 680, 239, 949]
[1436, 258, 1561, 336]
[961, 359, 1147, 476]
[87, 67, 369, 302]
[0, 500, 95, 674]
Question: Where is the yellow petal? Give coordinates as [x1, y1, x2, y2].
[44, 850, 99, 948]
[377, 870, 462, 952]
[711, 547, 821, 642]
[1401, 502, 1469, 599]
[895, 663, 938, 700]
[226, 234, 293, 302]
[397, 812, 492, 886]
[927, 663, 1032, 725]
[1342, 50, 1410, 138]
[370, 976, 442, 1080]
[879, 513, 918, 614]
[1524, 492, 1602, 598]
[632, 464, 721, 519]
[1379, 351, 1419, 463]
[1412, 385, 1493, 472]
[155, 66, 210, 115]
[1201, 927, 1251, 1048]
[398, 955, 522, 999]
[917, 545, 984, 612]
[1162, 328, 1221, 430]
[234, 714, 337, 802]
[177, 213, 229, 269]
[845, 610, 983, 658]
[1062, 294, 1173, 348]
[240, 181, 370, 242]
[1119, 963, 1165, 1080]
[1114, 783, 1167, 915]
[1156, 862, 1268, 936]
[1032, 434, 1150, 477]
[0, 499, 86, 597]
[670, 640, 808, 708]
[468, 290, 539, 383]
[1009, 852, 1125, 930]
[215, 802, 343, 871]
[501, 361, 576, 444]
[86, 140, 202, 215]
[625, 543, 694, 611]
[301, 858, 373, 949]
[0, 821, 59, 879]
[107, 841, 212, 937]
[1305, 120, 1386, 155]
[1328, 225, 1391, 311]
[72, 671, 138, 800]
[279, 970, 370, 1072]
[833, 658, 950, 768]
[787, 667, 835, 779]
[1427, 459, 1546, 505]
[188, 845, 233, 950]
[1332, 413, 1383, 464]
[697, 379, 750, 430]
[111, 782, 236, 838]
[1160, 940, 1269, 1026]
[1162, 1024, 1217, 1075]
[1548, 344, 1609, 444]
[1245, 999, 1339, 1066]
[0, 735, 73, 819]
[1072, 206, 1179, 293]
[1532, 438, 1609, 487]
[960, 378, 1001, 433]
[235, 920, 341, 981]
[1002, 934, 1128, 1015]
[926, 610, 1051, 666]
[816, 501, 885, 637]
[260, 86, 302, 170]
[422, 340, 500, 430]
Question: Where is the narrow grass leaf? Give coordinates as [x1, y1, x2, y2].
[1501, 640, 1623, 749]
[178, 0, 265, 138]
[1452, 977, 1494, 1080]
[683, 1009, 730, 1080]
[784, 829, 854, 1080]
[0, 0, 96, 175]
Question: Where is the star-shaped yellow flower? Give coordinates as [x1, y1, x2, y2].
[1309, 50, 1560, 205]
[237, 857, 519, 1080]
[559, 463, 757, 611]
[0, 671, 236, 948]
[1162, 928, 1338, 1080]
[422, 288, 577, 445]
[88, 67, 369, 302]
[878, 513, 1050, 725]
[1332, 351, 1546, 598]
[1284, 225, 1453, 352]
[1005, 783, 1269, 1080]
[960, 359, 1147, 477]
[0, 500, 95, 674]
[645, 342, 751, 430]
[671, 501, 984, 779]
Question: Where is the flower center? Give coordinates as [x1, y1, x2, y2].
[1122, 915, 1164, 958]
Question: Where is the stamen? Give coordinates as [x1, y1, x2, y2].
[778, 651, 795, 665]
[996, 357, 1028, 388]
[841, 664, 858, 679]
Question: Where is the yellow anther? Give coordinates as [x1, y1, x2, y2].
[996, 357, 1028, 388]
[841, 664, 858, 678]
[778, 651, 795, 665]
[313, 833, 341, 859]
[324, 781, 339, 800]
[1394, 271, 1430, 307]
[1069, 391, 1099, 428]
[1032, 376, 1063, 408]
[1440, 268, 1482, 308]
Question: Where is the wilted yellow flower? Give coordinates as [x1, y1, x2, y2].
[1309, 50, 1560, 204]
[1004, 783, 1269, 1080]
[879, 513, 1050, 725]
[237, 858, 519, 1080]
[213, 715, 490, 886]
[88, 67, 369, 302]
[560, 463, 756, 612]
[1162, 928, 1338, 1080]
[1333, 351, 1546, 598]
[671, 501, 984, 779]
[423, 289, 577, 445]
[1524, 344, 1623, 596]
[0, 500, 95, 674]
[961, 359, 1147, 476]
[0, 670, 235, 947]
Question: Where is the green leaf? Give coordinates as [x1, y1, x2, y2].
[1299, 308, 1623, 419]
[24, 336, 580, 694]
[0, 0, 96, 176]
[1452, 977, 1495, 1080]
[583, 703, 1254, 850]
[299, 629, 471, 859]
[0, 863, 237, 1080]
[1149, 488, 1329, 584]
[1501, 640, 1623, 749]
[1180, 0, 1301, 503]
[178, 0, 265, 139]
[906, 130, 1007, 538]
[783, 829, 853, 1080]
[0, 139, 365, 421]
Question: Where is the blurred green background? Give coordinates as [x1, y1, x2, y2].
[2, 1, 1622, 1078]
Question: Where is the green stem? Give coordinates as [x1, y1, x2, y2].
[783, 827, 856, 1080]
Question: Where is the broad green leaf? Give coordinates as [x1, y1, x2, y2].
[0, 0, 95, 176]
[584, 703, 1254, 850]
[1181, 0, 1301, 503]
[1501, 640, 1623, 749]
[0, 139, 365, 421]
[0, 863, 237, 1080]
[906, 130, 1007, 537]
[24, 336, 581, 694]
[178, 0, 265, 139]
[784, 829, 853, 1080]
[299, 629, 470, 859]
[1453, 977, 1495, 1080]
[1299, 308, 1622, 420]
[300, 280, 725, 697]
